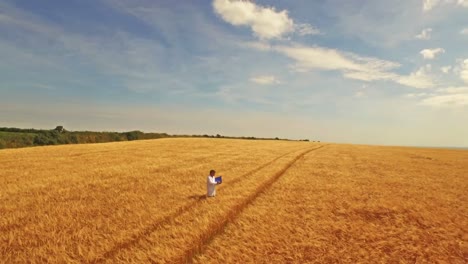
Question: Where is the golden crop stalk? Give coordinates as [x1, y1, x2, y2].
[0, 139, 467, 263]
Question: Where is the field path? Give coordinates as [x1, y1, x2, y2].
[4, 140, 465, 263]
[91, 146, 311, 262]
[0, 139, 311, 263]
[193, 144, 468, 263]
[100, 145, 326, 263]
[178, 145, 327, 263]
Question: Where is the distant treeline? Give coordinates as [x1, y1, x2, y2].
[0, 126, 313, 149]
[0, 127, 170, 149]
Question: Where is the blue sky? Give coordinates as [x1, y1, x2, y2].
[1, 0, 467, 146]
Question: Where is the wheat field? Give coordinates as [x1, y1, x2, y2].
[0, 138, 467, 263]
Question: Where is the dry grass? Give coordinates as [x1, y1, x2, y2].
[1, 139, 467, 263]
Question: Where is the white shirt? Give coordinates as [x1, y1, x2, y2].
[207, 175, 218, 197]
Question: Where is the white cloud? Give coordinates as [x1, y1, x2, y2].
[246, 41, 437, 89]
[212, 0, 319, 39]
[249, 75, 280, 85]
[275, 44, 400, 80]
[341, 71, 397, 82]
[461, 28, 468, 35]
[295, 23, 320, 36]
[423, 0, 468, 11]
[441, 66, 452, 73]
[241, 41, 272, 51]
[460, 59, 468, 83]
[458, 0, 468, 7]
[277, 45, 363, 72]
[407, 85, 468, 107]
[421, 93, 468, 107]
[406, 92, 429, 98]
[437, 86, 468, 93]
[213, 0, 294, 39]
[354, 84, 369, 98]
[275, 45, 435, 88]
[396, 65, 436, 89]
[415, 28, 432, 39]
[420, 48, 445, 59]
[423, 0, 442, 11]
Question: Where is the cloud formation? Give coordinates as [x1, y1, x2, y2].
[2, 0, 468, 146]
[421, 93, 468, 107]
[437, 86, 468, 93]
[396, 65, 436, 89]
[423, 0, 441, 11]
[250, 75, 280, 85]
[460, 59, 468, 83]
[406, 85, 468, 107]
[415, 28, 432, 40]
[295, 23, 320, 36]
[275, 44, 400, 80]
[423, 0, 468, 11]
[245, 42, 436, 89]
[441, 66, 452, 73]
[420, 48, 445, 59]
[461, 28, 468, 35]
[213, 0, 294, 39]
[459, 0, 468, 7]
[212, 0, 318, 39]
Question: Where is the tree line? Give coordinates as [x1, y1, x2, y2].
[0, 126, 312, 149]
[0, 127, 170, 149]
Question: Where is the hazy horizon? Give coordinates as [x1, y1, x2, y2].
[1, 0, 467, 147]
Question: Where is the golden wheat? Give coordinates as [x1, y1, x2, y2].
[0, 138, 308, 263]
[193, 144, 468, 263]
[1, 139, 467, 263]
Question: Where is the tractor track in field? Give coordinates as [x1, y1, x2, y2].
[90, 146, 313, 263]
[217, 147, 310, 191]
[179, 145, 327, 263]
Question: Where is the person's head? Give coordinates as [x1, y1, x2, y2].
[209, 169, 215, 176]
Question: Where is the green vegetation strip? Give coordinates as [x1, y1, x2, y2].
[0, 127, 313, 149]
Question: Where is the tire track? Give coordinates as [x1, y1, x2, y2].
[178, 145, 327, 263]
[90, 146, 310, 263]
[218, 147, 310, 190]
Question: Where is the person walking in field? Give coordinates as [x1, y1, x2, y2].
[207, 169, 221, 197]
